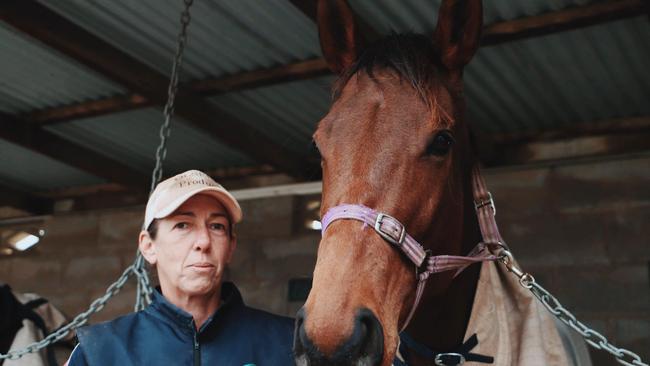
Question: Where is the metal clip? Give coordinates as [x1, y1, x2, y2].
[374, 213, 406, 246]
[435, 352, 466, 365]
[474, 192, 496, 216]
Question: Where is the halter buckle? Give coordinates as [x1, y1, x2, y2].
[474, 192, 496, 216]
[435, 352, 466, 365]
[374, 213, 406, 246]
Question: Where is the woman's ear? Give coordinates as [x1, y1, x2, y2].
[138, 230, 157, 265]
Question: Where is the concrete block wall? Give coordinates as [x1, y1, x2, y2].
[487, 156, 650, 364]
[1, 155, 648, 365]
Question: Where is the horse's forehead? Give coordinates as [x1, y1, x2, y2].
[318, 71, 442, 138]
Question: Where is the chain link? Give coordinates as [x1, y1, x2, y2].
[498, 251, 648, 366]
[0, 0, 194, 360]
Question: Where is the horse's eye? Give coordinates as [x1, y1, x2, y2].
[426, 131, 455, 156]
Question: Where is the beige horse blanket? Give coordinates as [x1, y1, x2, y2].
[396, 261, 592, 365]
[5, 292, 71, 366]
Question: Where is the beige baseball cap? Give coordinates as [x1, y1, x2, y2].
[143, 170, 242, 230]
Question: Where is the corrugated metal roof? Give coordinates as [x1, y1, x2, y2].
[44, 108, 254, 175]
[0, 22, 125, 114]
[39, 0, 321, 81]
[0, 139, 103, 191]
[465, 17, 650, 134]
[0, 0, 648, 196]
[209, 76, 334, 155]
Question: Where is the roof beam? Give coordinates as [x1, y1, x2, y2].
[481, 0, 647, 46]
[27, 58, 331, 126]
[22, 0, 646, 127]
[478, 117, 650, 166]
[0, 112, 149, 188]
[0, 0, 314, 178]
[0, 183, 53, 215]
[25, 94, 149, 125]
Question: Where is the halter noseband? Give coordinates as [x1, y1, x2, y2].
[320, 166, 505, 330]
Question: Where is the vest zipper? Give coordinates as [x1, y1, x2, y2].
[193, 331, 201, 366]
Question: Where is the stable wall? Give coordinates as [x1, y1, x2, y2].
[1, 154, 648, 365]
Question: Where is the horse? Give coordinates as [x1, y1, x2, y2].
[293, 1, 590, 365]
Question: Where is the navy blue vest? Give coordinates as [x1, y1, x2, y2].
[76, 282, 295, 365]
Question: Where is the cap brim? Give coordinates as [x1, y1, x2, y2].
[153, 186, 242, 224]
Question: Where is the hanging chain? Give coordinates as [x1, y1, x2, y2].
[150, 0, 194, 192]
[135, 0, 194, 311]
[0, 265, 134, 361]
[0, 0, 194, 361]
[497, 250, 648, 366]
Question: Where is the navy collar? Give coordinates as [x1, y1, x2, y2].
[146, 282, 244, 333]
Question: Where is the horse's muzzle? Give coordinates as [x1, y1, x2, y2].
[294, 307, 384, 366]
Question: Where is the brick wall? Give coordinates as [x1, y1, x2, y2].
[1, 155, 648, 364]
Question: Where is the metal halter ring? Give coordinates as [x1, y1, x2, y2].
[435, 352, 466, 365]
[483, 241, 508, 256]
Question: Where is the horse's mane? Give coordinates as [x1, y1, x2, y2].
[333, 33, 442, 107]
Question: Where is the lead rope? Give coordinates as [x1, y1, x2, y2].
[471, 166, 648, 366]
[0, 0, 194, 361]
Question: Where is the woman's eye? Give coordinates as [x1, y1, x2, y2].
[210, 223, 226, 231]
[426, 131, 455, 156]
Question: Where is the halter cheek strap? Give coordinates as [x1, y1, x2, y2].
[320, 166, 505, 331]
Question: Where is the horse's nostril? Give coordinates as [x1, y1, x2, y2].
[293, 307, 384, 365]
[354, 308, 384, 363]
[293, 308, 307, 356]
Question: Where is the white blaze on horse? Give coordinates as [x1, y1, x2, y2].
[293, 1, 591, 365]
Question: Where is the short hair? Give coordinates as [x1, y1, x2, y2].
[147, 219, 161, 240]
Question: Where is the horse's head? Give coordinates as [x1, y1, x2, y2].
[294, 1, 483, 365]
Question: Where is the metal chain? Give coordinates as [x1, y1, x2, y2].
[497, 250, 648, 366]
[0, 0, 194, 360]
[0, 264, 134, 360]
[135, 0, 194, 312]
[150, 0, 194, 193]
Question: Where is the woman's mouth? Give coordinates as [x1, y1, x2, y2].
[189, 263, 215, 271]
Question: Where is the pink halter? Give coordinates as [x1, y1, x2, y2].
[320, 166, 505, 330]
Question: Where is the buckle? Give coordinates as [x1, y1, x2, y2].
[435, 352, 466, 365]
[474, 192, 495, 216]
[374, 213, 406, 246]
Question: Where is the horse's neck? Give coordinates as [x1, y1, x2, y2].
[403, 183, 482, 364]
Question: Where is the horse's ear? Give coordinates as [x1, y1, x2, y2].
[433, 0, 483, 71]
[317, 0, 364, 75]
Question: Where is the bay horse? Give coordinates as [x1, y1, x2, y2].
[294, 1, 588, 365]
